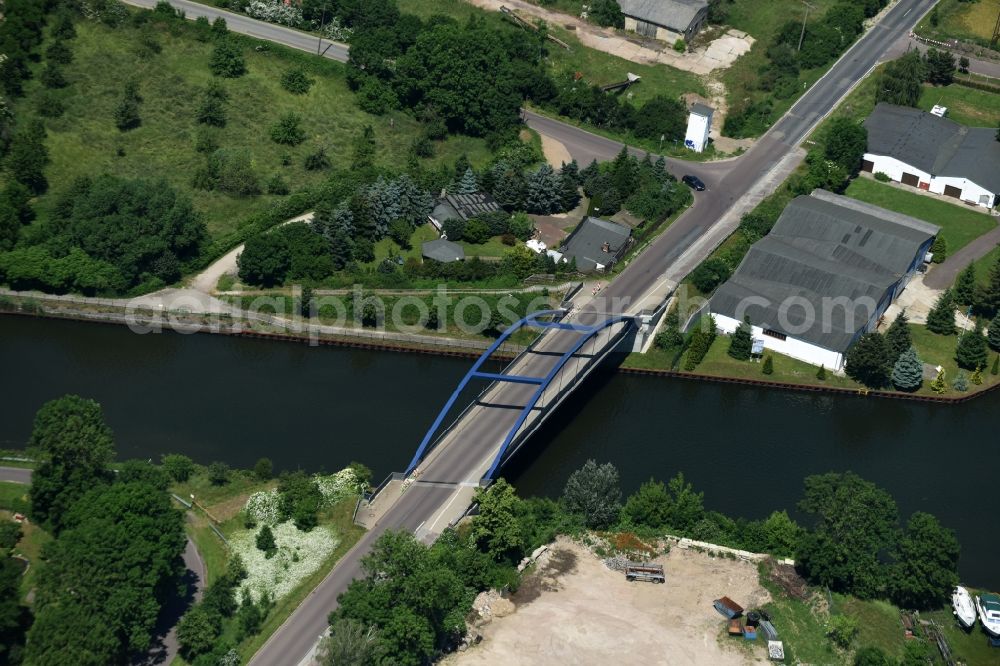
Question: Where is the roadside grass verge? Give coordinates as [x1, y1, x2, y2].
[844, 178, 998, 253]
[915, 0, 1000, 45]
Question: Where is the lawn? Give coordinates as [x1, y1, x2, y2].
[13, 12, 489, 241]
[925, 603, 1000, 666]
[908, 323, 1000, 389]
[972, 243, 1000, 286]
[916, 0, 1000, 47]
[0, 485, 52, 603]
[918, 83, 1000, 127]
[844, 178, 998, 253]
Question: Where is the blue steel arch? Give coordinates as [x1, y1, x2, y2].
[405, 310, 636, 480]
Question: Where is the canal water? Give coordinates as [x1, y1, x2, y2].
[1, 316, 996, 587]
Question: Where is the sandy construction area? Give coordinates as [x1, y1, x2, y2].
[447, 537, 771, 666]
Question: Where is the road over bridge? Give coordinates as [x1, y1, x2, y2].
[123, 0, 938, 661]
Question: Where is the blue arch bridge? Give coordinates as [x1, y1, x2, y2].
[354, 305, 650, 541]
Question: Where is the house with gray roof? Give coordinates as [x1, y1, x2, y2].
[559, 217, 633, 272]
[618, 0, 709, 44]
[428, 192, 503, 232]
[707, 190, 939, 370]
[422, 239, 465, 263]
[862, 103, 1000, 208]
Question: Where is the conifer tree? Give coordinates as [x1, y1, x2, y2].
[762, 355, 773, 375]
[525, 164, 563, 214]
[926, 289, 956, 335]
[955, 321, 988, 370]
[727, 317, 753, 360]
[891, 347, 923, 392]
[954, 263, 976, 305]
[884, 310, 911, 364]
[816, 365, 826, 380]
[992, 355, 999, 375]
[970, 365, 983, 385]
[929, 235, 947, 263]
[454, 167, 478, 195]
[560, 159, 580, 185]
[845, 332, 891, 388]
[978, 254, 1000, 318]
[952, 371, 969, 392]
[930, 368, 947, 394]
[989, 312, 1000, 352]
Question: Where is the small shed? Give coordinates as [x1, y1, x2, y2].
[422, 239, 465, 263]
[685, 102, 714, 153]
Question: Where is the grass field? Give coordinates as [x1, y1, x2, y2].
[917, 0, 1000, 46]
[844, 178, 998, 253]
[13, 13, 488, 241]
[972, 243, 1000, 285]
[918, 83, 1000, 127]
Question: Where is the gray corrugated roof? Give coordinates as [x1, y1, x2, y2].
[618, 0, 708, 31]
[561, 217, 632, 272]
[690, 102, 714, 117]
[709, 192, 938, 352]
[422, 239, 465, 263]
[864, 103, 1000, 192]
[441, 193, 502, 221]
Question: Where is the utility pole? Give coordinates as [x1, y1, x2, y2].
[992, 3, 1000, 47]
[317, 9, 326, 55]
[797, 0, 815, 52]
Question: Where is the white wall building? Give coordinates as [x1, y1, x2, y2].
[685, 103, 713, 153]
[706, 191, 939, 371]
[618, 0, 708, 44]
[862, 103, 1000, 209]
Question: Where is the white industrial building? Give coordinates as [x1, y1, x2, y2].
[862, 103, 1000, 209]
[685, 103, 713, 153]
[707, 191, 939, 370]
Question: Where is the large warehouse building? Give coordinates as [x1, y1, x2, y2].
[707, 191, 939, 370]
[618, 0, 709, 44]
[862, 103, 1000, 209]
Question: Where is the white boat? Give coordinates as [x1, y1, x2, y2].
[952, 586, 976, 629]
[975, 592, 1000, 638]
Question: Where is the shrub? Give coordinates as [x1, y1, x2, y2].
[762, 354, 774, 375]
[208, 461, 230, 486]
[40, 64, 68, 89]
[267, 174, 290, 195]
[874, 171, 891, 182]
[254, 457, 273, 481]
[500, 233, 516, 246]
[161, 454, 195, 482]
[827, 614, 859, 649]
[281, 68, 313, 94]
[270, 113, 306, 145]
[690, 257, 731, 293]
[673, 39, 686, 53]
[304, 147, 330, 171]
[210, 39, 246, 78]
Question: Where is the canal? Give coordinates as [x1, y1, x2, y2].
[1, 316, 996, 587]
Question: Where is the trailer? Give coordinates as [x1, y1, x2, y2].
[624, 562, 665, 583]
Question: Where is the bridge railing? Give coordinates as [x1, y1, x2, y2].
[404, 310, 568, 475]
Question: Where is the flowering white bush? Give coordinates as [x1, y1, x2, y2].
[245, 489, 281, 525]
[321, 16, 353, 42]
[243, 0, 304, 27]
[231, 521, 339, 603]
[314, 468, 361, 507]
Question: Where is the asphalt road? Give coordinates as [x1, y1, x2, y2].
[122, 0, 349, 61]
[0, 466, 206, 665]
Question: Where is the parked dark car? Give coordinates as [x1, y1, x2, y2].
[682, 175, 706, 191]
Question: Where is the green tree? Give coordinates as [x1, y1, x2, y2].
[883, 310, 911, 364]
[23, 601, 119, 666]
[955, 321, 988, 370]
[352, 125, 376, 169]
[954, 263, 977, 306]
[845, 332, 890, 388]
[40, 63, 68, 89]
[889, 512, 959, 609]
[690, 257, 731, 293]
[177, 604, 222, 659]
[161, 453, 195, 482]
[305, 146, 331, 171]
[924, 48, 955, 86]
[977, 253, 1000, 317]
[281, 67, 313, 94]
[278, 471, 323, 531]
[525, 164, 563, 214]
[827, 613, 859, 649]
[876, 52, 925, 107]
[816, 365, 827, 380]
[926, 289, 956, 335]
[254, 457, 274, 481]
[989, 313, 1000, 352]
[993, 354, 1000, 375]
[114, 80, 141, 131]
[929, 235, 947, 263]
[824, 117, 868, 174]
[29, 395, 114, 532]
[590, 0, 624, 27]
[207, 461, 230, 486]
[196, 81, 228, 127]
[6, 118, 49, 194]
[562, 459, 621, 529]
[727, 317, 753, 360]
[46, 40, 73, 65]
[853, 646, 892, 666]
[256, 525, 277, 558]
[237, 589, 265, 639]
[318, 618, 381, 666]
[797, 472, 898, 598]
[471, 479, 524, 563]
[758, 510, 802, 557]
[454, 167, 478, 195]
[930, 368, 947, 394]
[663, 472, 706, 531]
[761, 354, 773, 375]
[622, 478, 670, 529]
[238, 230, 291, 286]
[210, 39, 246, 77]
[891, 347, 923, 392]
[271, 112, 306, 145]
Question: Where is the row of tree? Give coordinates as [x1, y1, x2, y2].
[875, 49, 959, 108]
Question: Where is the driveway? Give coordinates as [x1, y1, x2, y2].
[0, 466, 208, 665]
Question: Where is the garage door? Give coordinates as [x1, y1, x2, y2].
[944, 185, 962, 199]
[901, 172, 920, 187]
[861, 159, 874, 173]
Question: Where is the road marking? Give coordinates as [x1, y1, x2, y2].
[903, 8, 911, 16]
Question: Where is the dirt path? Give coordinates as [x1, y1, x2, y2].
[447, 537, 770, 666]
[189, 212, 314, 294]
[540, 133, 573, 168]
[467, 0, 753, 75]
